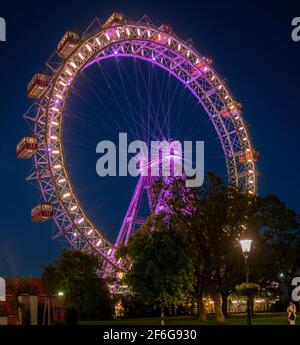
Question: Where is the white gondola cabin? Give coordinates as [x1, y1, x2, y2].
[16, 135, 38, 159]
[31, 203, 53, 223]
[27, 72, 51, 99]
[57, 30, 81, 58]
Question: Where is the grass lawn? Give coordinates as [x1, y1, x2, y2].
[80, 312, 290, 325]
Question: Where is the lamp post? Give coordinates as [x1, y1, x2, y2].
[240, 239, 252, 325]
[240, 240, 252, 283]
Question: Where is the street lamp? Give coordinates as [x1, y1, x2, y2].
[240, 239, 252, 283]
[240, 238, 252, 325]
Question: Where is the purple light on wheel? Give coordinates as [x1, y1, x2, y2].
[22, 14, 257, 278]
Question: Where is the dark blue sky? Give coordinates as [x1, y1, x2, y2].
[1, 0, 300, 277]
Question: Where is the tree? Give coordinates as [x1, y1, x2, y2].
[42, 250, 113, 322]
[117, 214, 195, 325]
[154, 174, 299, 321]
[154, 174, 255, 322]
[191, 174, 255, 322]
[245, 195, 299, 300]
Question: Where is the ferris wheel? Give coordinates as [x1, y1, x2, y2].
[17, 12, 259, 273]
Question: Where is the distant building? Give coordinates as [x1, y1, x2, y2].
[0, 278, 64, 325]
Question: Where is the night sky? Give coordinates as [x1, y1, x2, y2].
[0, 0, 300, 277]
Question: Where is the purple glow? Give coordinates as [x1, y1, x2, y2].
[40, 36, 253, 275]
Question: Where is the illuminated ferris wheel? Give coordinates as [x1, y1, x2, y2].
[17, 12, 259, 273]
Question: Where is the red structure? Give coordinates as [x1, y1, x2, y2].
[27, 72, 51, 99]
[0, 278, 64, 325]
[16, 135, 38, 159]
[191, 56, 213, 74]
[238, 148, 260, 164]
[57, 31, 81, 58]
[102, 12, 125, 29]
[31, 203, 54, 223]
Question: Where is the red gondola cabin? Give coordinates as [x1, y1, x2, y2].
[220, 101, 243, 118]
[102, 12, 125, 29]
[153, 24, 172, 43]
[57, 31, 81, 58]
[238, 149, 260, 164]
[27, 72, 51, 99]
[31, 203, 53, 223]
[16, 135, 38, 159]
[158, 24, 172, 34]
[191, 57, 213, 75]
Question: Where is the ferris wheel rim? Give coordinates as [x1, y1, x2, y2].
[31, 18, 257, 263]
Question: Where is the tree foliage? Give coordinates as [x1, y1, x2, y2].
[121, 173, 299, 322]
[117, 214, 195, 325]
[42, 249, 113, 321]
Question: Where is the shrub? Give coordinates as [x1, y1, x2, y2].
[235, 283, 260, 297]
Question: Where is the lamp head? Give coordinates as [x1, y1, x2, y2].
[240, 239, 252, 256]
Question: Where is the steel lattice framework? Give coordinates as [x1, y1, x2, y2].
[22, 14, 258, 270]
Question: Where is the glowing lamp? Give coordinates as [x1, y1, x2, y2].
[239, 239, 252, 256]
